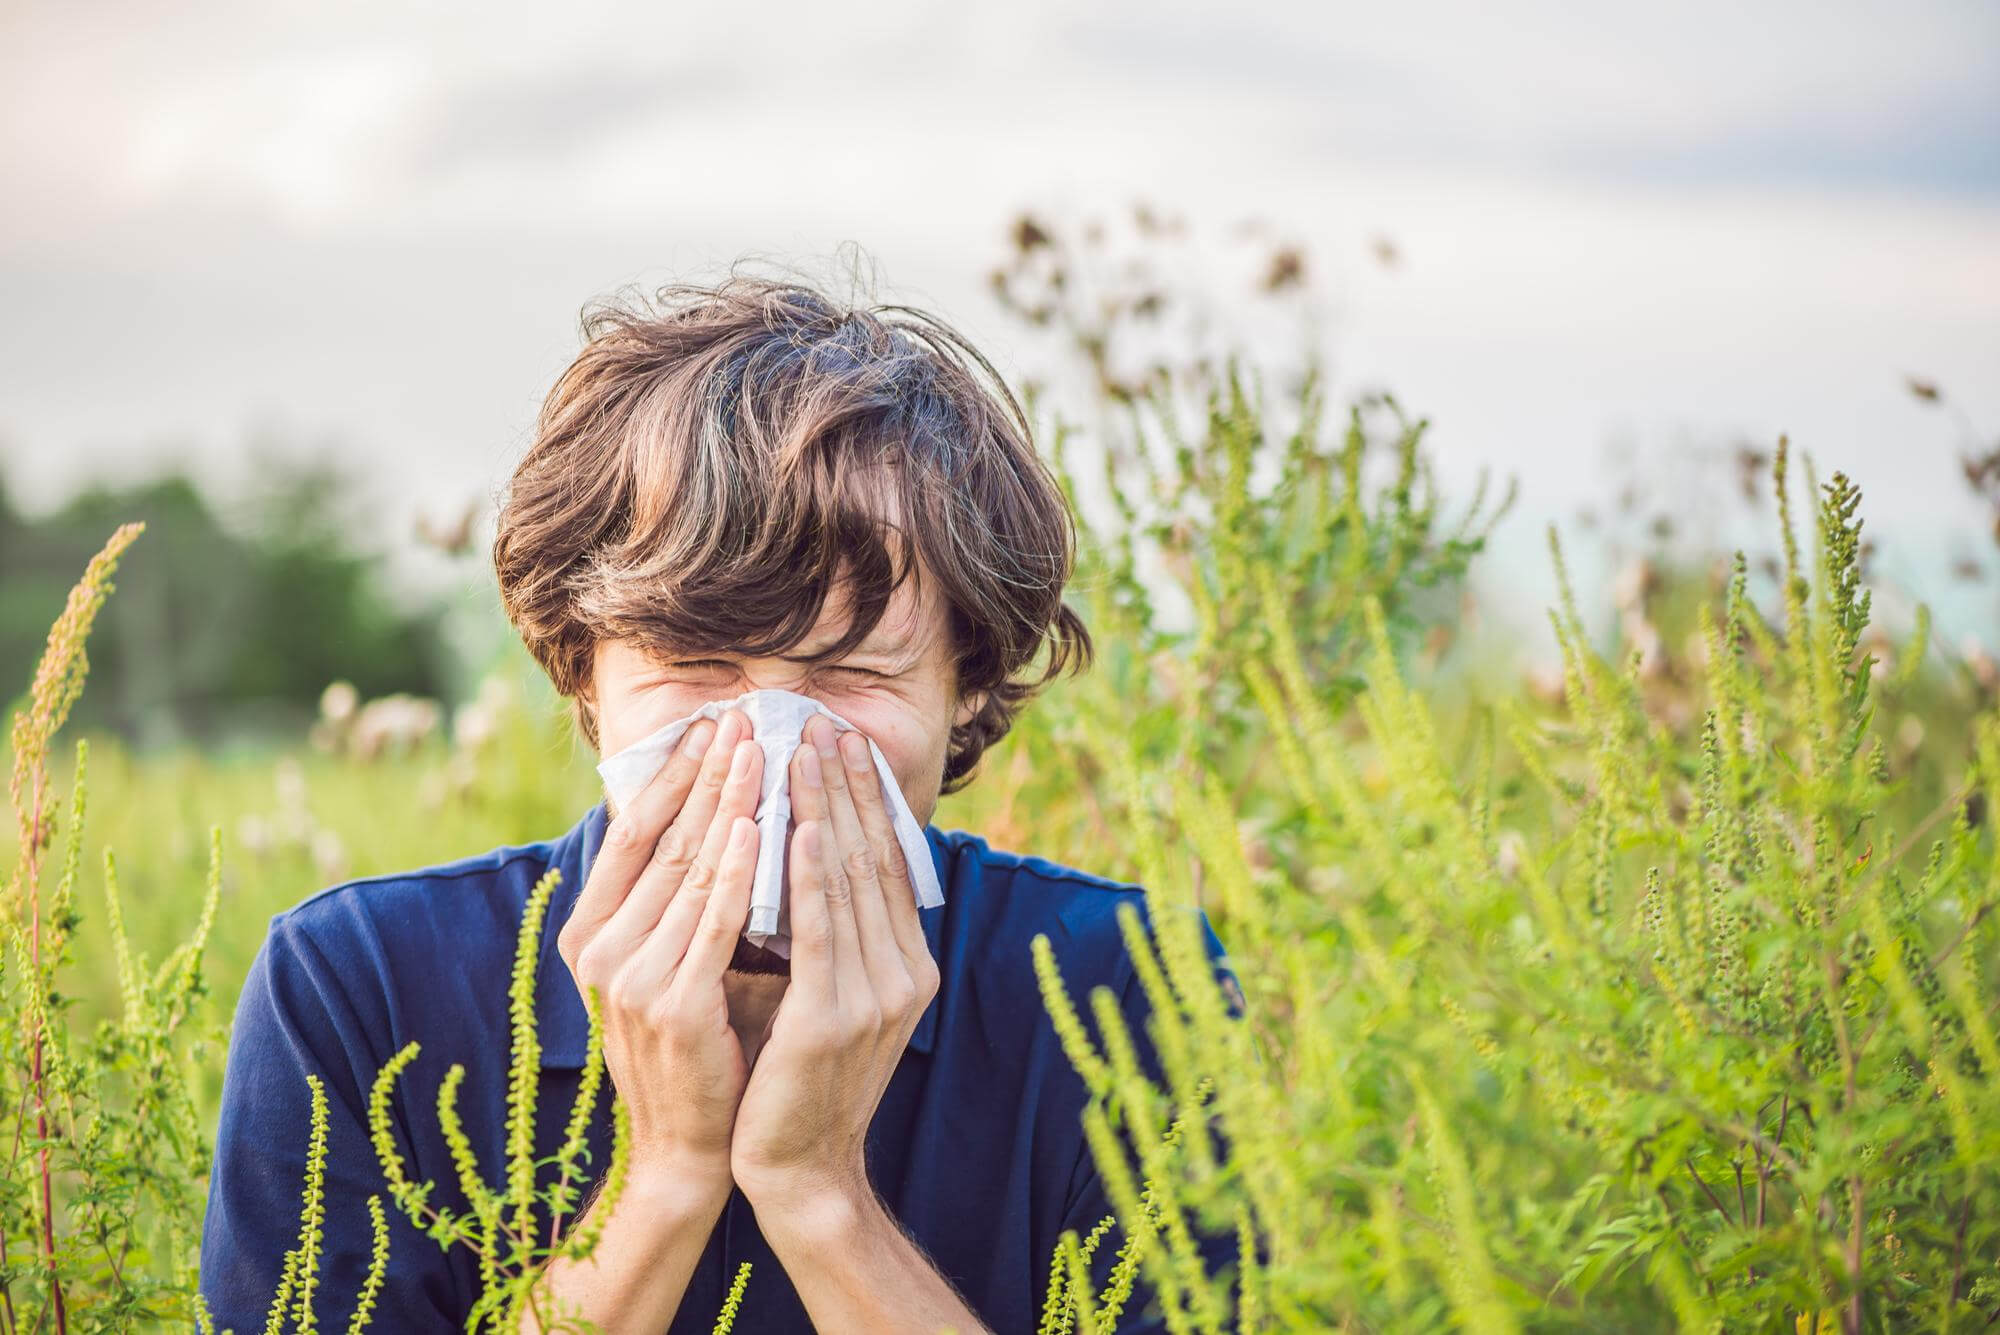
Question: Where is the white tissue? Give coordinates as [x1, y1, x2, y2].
[595, 688, 943, 959]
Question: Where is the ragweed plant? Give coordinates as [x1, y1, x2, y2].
[358, 863, 757, 1334]
[1027, 418, 2000, 1331]
[363, 865, 632, 1334]
[981, 207, 1512, 870]
[1006, 322, 1512, 1331]
[1, 523, 227, 1333]
[4, 531, 755, 1335]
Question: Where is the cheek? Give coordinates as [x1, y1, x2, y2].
[595, 683, 729, 756]
[825, 695, 947, 795]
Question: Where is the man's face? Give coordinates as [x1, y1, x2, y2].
[584, 559, 983, 971]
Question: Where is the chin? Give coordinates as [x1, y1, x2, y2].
[726, 936, 792, 977]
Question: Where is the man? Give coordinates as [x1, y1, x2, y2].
[199, 274, 1241, 1332]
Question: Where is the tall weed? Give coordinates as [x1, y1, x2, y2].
[1026, 384, 2000, 1330]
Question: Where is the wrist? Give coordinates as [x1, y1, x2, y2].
[743, 1170, 878, 1249]
[620, 1151, 734, 1222]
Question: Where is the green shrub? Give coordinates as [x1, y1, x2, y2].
[1024, 391, 2000, 1330]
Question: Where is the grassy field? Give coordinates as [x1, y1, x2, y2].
[6, 334, 2000, 1328]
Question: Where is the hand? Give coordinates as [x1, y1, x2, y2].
[729, 716, 941, 1215]
[556, 707, 764, 1201]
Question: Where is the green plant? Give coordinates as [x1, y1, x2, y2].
[1027, 415, 2000, 1330]
[2, 523, 225, 1332]
[363, 866, 634, 1334]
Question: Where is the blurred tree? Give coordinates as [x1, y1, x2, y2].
[0, 459, 453, 749]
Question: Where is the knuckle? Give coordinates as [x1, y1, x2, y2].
[881, 978, 918, 1016]
[682, 854, 719, 893]
[824, 871, 853, 907]
[843, 847, 877, 882]
[607, 971, 648, 1014]
[878, 845, 910, 884]
[650, 826, 694, 872]
[573, 941, 610, 985]
[604, 816, 646, 854]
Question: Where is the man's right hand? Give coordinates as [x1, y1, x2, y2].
[555, 706, 765, 1201]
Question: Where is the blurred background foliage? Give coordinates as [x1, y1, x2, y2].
[0, 455, 456, 751]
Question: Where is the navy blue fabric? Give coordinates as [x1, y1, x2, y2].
[199, 802, 1243, 1333]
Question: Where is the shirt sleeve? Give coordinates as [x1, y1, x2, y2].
[1048, 905, 1250, 1335]
[198, 913, 464, 1333]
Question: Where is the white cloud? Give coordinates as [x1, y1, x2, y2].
[0, 0, 1992, 621]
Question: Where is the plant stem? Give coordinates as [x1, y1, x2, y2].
[1683, 1159, 1734, 1225]
[24, 760, 67, 1335]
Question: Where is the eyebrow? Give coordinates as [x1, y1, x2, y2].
[778, 631, 913, 663]
[671, 627, 917, 664]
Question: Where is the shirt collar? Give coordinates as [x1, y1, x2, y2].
[535, 801, 947, 1069]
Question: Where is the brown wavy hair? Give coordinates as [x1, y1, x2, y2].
[492, 268, 1092, 794]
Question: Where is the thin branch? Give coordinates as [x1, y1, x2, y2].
[1683, 1159, 1735, 1225]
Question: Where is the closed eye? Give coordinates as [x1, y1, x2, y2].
[665, 660, 885, 679]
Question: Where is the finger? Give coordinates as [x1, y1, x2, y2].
[628, 730, 762, 981]
[612, 810, 754, 1008]
[809, 721, 875, 893]
[787, 724, 832, 826]
[564, 714, 721, 963]
[832, 729, 908, 988]
[598, 712, 755, 959]
[785, 819, 837, 1006]
[593, 709, 745, 953]
[837, 728, 928, 966]
[798, 720, 870, 999]
[674, 814, 760, 987]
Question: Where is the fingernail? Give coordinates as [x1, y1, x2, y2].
[813, 720, 839, 759]
[730, 740, 754, 780]
[839, 732, 868, 768]
[683, 719, 716, 757]
[800, 744, 823, 788]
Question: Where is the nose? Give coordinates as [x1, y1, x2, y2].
[725, 654, 843, 698]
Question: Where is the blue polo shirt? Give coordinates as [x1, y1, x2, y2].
[199, 802, 1243, 1333]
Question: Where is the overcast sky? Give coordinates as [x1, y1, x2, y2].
[2, 0, 1996, 634]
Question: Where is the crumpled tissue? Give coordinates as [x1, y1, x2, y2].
[595, 688, 943, 958]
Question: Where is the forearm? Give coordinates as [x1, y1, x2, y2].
[517, 1169, 729, 1334]
[757, 1189, 994, 1335]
